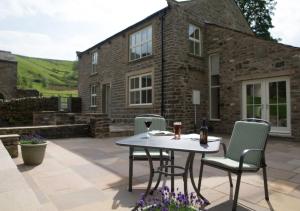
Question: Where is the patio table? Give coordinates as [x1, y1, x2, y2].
[116, 133, 221, 210]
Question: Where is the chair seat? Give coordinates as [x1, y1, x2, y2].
[202, 156, 259, 171]
[133, 150, 169, 160]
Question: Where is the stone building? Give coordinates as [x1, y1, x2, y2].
[77, 0, 300, 140]
[0, 51, 17, 101]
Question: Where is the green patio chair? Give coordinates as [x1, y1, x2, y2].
[198, 118, 271, 211]
[128, 114, 170, 192]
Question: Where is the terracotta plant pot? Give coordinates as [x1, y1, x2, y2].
[21, 142, 47, 165]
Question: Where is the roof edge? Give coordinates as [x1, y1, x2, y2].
[205, 23, 300, 50]
[78, 7, 169, 56]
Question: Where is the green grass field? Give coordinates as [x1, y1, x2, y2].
[16, 55, 78, 97]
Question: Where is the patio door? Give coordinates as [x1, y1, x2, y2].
[242, 77, 291, 135]
[102, 83, 111, 118]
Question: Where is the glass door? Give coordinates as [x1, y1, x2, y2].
[266, 79, 290, 133]
[242, 77, 290, 135]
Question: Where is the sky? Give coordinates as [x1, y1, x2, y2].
[0, 0, 299, 61]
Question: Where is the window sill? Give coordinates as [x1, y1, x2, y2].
[128, 55, 153, 64]
[128, 104, 153, 109]
[188, 53, 204, 60]
[209, 119, 221, 122]
[90, 72, 98, 77]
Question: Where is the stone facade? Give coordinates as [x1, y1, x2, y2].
[78, 0, 300, 140]
[0, 51, 17, 100]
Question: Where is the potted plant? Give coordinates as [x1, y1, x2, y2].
[136, 186, 206, 211]
[20, 134, 47, 165]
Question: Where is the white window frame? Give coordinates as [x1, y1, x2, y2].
[90, 84, 97, 107]
[91, 51, 98, 74]
[188, 24, 202, 56]
[129, 26, 152, 61]
[209, 54, 221, 121]
[129, 73, 152, 106]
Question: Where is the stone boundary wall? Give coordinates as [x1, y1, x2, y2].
[0, 97, 59, 127]
[33, 112, 110, 138]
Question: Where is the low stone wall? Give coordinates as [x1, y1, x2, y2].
[33, 112, 76, 125]
[0, 124, 89, 139]
[33, 112, 110, 138]
[0, 97, 59, 127]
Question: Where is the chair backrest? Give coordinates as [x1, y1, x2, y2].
[226, 118, 271, 167]
[134, 114, 166, 135]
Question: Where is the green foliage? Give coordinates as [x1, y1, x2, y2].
[16, 55, 78, 97]
[235, 0, 277, 41]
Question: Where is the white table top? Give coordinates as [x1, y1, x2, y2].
[116, 133, 221, 153]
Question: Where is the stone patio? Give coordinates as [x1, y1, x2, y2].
[9, 135, 300, 210]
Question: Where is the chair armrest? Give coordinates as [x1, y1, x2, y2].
[238, 149, 264, 171]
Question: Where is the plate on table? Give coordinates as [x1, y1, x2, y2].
[149, 130, 174, 136]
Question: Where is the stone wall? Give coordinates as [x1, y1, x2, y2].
[0, 59, 17, 100]
[33, 112, 110, 138]
[206, 24, 300, 139]
[0, 97, 59, 127]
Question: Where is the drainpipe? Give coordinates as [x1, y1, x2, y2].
[160, 9, 167, 117]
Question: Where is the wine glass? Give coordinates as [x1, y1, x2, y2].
[144, 121, 152, 138]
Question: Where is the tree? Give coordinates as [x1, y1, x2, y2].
[235, 0, 277, 41]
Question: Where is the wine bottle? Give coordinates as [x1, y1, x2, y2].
[200, 119, 208, 144]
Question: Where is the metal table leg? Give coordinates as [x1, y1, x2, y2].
[171, 150, 175, 192]
[189, 152, 210, 206]
[132, 148, 154, 211]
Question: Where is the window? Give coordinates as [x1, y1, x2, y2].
[209, 54, 220, 120]
[129, 26, 152, 61]
[91, 51, 98, 74]
[189, 24, 202, 56]
[129, 74, 152, 105]
[90, 84, 97, 107]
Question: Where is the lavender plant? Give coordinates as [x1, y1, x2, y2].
[20, 134, 46, 144]
[137, 186, 206, 211]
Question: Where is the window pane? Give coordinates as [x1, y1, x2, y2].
[136, 46, 141, 59]
[211, 55, 220, 75]
[142, 30, 147, 42]
[269, 82, 277, 104]
[136, 32, 141, 45]
[247, 105, 254, 118]
[278, 105, 287, 127]
[253, 84, 261, 104]
[278, 81, 286, 103]
[246, 85, 253, 104]
[141, 43, 147, 57]
[195, 42, 200, 56]
[195, 28, 200, 40]
[130, 78, 135, 89]
[211, 87, 220, 119]
[189, 25, 195, 38]
[135, 91, 140, 104]
[130, 48, 136, 60]
[211, 75, 219, 86]
[134, 78, 139, 89]
[189, 40, 194, 54]
[254, 105, 262, 118]
[269, 105, 278, 126]
[142, 76, 147, 88]
[142, 90, 147, 103]
[147, 90, 152, 103]
[147, 75, 152, 87]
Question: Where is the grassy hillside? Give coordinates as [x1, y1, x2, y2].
[16, 55, 78, 97]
